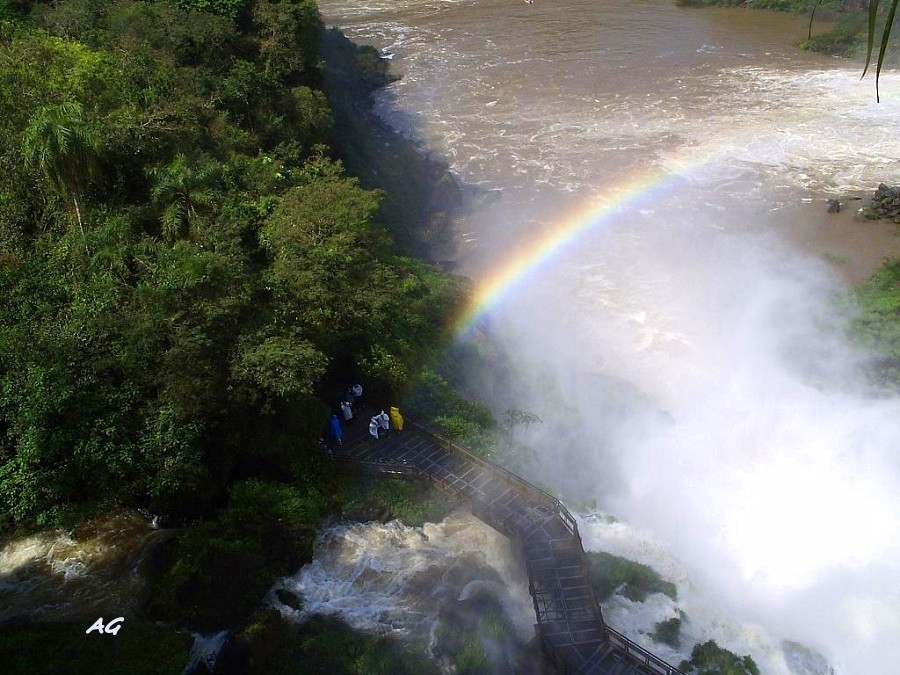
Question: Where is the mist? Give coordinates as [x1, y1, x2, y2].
[486, 206, 900, 673]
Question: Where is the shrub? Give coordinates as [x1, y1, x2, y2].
[679, 640, 760, 675]
[147, 479, 333, 630]
[799, 15, 863, 56]
[585, 551, 677, 602]
[653, 616, 682, 647]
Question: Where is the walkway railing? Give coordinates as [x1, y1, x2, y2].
[604, 627, 685, 675]
[334, 418, 685, 675]
[409, 420, 582, 538]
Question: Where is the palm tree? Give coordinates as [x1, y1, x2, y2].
[22, 102, 100, 246]
[148, 155, 220, 243]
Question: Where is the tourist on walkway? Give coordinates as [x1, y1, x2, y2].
[368, 418, 380, 440]
[352, 383, 363, 403]
[378, 410, 390, 433]
[340, 400, 353, 424]
[329, 414, 344, 446]
[345, 387, 356, 407]
[389, 406, 404, 431]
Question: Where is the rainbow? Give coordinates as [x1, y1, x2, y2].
[453, 163, 682, 337]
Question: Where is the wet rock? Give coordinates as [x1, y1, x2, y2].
[865, 183, 900, 222]
[428, 171, 463, 213]
[275, 588, 303, 611]
[827, 198, 840, 213]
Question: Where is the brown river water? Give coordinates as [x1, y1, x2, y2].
[321, 0, 900, 282]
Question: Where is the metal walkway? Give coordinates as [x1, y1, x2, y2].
[332, 416, 684, 675]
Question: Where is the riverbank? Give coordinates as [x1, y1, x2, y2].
[676, 0, 900, 61]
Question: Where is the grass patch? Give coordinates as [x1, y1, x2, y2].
[0, 620, 192, 675]
[432, 590, 524, 674]
[586, 551, 677, 602]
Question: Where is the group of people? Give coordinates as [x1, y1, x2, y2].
[326, 383, 364, 449]
[323, 381, 405, 452]
[368, 407, 404, 440]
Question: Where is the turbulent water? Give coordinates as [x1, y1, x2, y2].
[315, 1, 900, 674]
[0, 511, 161, 623]
[271, 513, 538, 670]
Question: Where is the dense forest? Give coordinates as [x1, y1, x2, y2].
[0, 0, 469, 533]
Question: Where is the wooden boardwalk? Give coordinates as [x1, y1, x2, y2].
[332, 415, 684, 675]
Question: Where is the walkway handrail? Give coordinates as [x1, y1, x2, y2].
[409, 420, 582, 540]
[333, 452, 543, 539]
[603, 626, 684, 675]
[337, 420, 685, 675]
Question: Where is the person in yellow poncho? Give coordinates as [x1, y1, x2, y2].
[389, 406, 404, 431]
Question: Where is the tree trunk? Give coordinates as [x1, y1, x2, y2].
[72, 193, 89, 256]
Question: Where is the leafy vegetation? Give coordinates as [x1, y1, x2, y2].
[0, 620, 193, 674]
[432, 590, 524, 674]
[679, 640, 760, 675]
[340, 475, 457, 526]
[145, 478, 339, 630]
[0, 0, 465, 534]
[653, 616, 683, 648]
[214, 611, 439, 674]
[405, 368, 498, 457]
[851, 257, 900, 389]
[863, 0, 900, 100]
[585, 551, 677, 602]
[799, 13, 865, 55]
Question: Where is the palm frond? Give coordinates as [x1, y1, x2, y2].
[863, 0, 881, 79]
[876, 0, 899, 102]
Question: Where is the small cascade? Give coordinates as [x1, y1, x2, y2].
[0, 511, 163, 623]
[182, 630, 230, 675]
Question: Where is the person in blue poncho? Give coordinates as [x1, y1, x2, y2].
[329, 414, 344, 446]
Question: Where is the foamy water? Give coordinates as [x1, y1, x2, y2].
[270, 513, 533, 643]
[0, 511, 159, 621]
